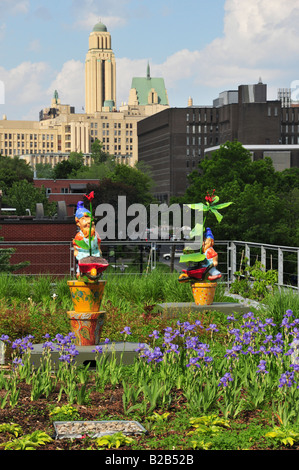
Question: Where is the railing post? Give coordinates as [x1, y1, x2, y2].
[230, 242, 236, 283]
[261, 246, 266, 271]
[245, 244, 250, 265]
[278, 248, 284, 286]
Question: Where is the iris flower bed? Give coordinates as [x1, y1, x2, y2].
[0, 307, 298, 450]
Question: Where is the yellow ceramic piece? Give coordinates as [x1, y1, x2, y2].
[191, 282, 217, 306]
[68, 280, 106, 312]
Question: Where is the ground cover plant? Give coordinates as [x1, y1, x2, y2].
[0, 271, 298, 451]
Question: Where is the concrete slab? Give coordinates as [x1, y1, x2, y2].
[30, 341, 147, 369]
[157, 302, 252, 318]
[54, 420, 147, 439]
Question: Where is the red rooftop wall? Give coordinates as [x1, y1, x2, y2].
[0, 220, 76, 277]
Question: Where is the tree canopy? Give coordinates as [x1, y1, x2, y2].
[3, 180, 55, 217]
[175, 141, 299, 246]
[0, 156, 33, 191]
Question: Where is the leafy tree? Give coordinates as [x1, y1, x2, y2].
[4, 180, 56, 216]
[177, 140, 299, 246]
[52, 152, 84, 179]
[0, 156, 33, 191]
[90, 139, 111, 164]
[109, 163, 155, 206]
[35, 163, 54, 179]
[73, 156, 116, 180]
[0, 229, 29, 273]
[0, 245, 29, 273]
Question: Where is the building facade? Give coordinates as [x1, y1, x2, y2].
[0, 22, 169, 168]
[138, 81, 299, 202]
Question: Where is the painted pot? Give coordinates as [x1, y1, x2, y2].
[68, 280, 106, 313]
[67, 311, 105, 346]
[191, 282, 217, 306]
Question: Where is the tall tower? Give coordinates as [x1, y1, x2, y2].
[85, 22, 116, 114]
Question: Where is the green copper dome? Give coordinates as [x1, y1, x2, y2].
[93, 22, 107, 32]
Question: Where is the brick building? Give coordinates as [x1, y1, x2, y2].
[33, 179, 100, 217]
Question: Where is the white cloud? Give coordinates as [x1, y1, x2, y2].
[0, 61, 53, 119]
[0, 61, 50, 101]
[116, 57, 147, 105]
[48, 59, 85, 111]
[132, 0, 299, 104]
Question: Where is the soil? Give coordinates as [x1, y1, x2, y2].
[0, 372, 296, 452]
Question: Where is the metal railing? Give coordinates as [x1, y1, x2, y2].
[0, 240, 298, 290]
[227, 240, 299, 290]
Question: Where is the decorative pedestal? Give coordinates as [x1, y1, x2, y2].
[67, 280, 106, 346]
[191, 282, 217, 306]
[67, 311, 105, 346]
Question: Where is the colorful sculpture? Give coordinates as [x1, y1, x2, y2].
[67, 192, 108, 346]
[178, 190, 232, 305]
[72, 193, 108, 281]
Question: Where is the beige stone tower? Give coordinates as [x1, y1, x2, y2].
[85, 22, 116, 114]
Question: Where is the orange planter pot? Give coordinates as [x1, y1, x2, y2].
[191, 282, 217, 306]
[67, 311, 105, 346]
[68, 280, 106, 313]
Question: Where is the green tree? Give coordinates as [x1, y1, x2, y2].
[4, 180, 55, 217]
[74, 155, 116, 180]
[0, 246, 29, 273]
[52, 152, 84, 179]
[35, 163, 55, 179]
[178, 141, 299, 246]
[109, 163, 155, 206]
[90, 139, 111, 164]
[0, 156, 33, 191]
[0, 229, 29, 273]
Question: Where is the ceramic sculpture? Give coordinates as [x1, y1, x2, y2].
[67, 192, 109, 345]
[178, 190, 232, 305]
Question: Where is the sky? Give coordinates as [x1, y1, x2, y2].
[1, 0, 299, 121]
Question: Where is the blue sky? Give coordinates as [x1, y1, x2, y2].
[1, 0, 299, 120]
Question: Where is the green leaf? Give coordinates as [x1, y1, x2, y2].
[74, 239, 89, 250]
[187, 203, 209, 211]
[179, 252, 206, 263]
[213, 201, 233, 210]
[210, 207, 223, 223]
[282, 437, 294, 446]
[189, 223, 203, 239]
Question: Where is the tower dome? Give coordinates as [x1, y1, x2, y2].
[93, 22, 107, 32]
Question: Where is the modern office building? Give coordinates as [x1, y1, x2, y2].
[138, 81, 299, 202]
[0, 22, 169, 168]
